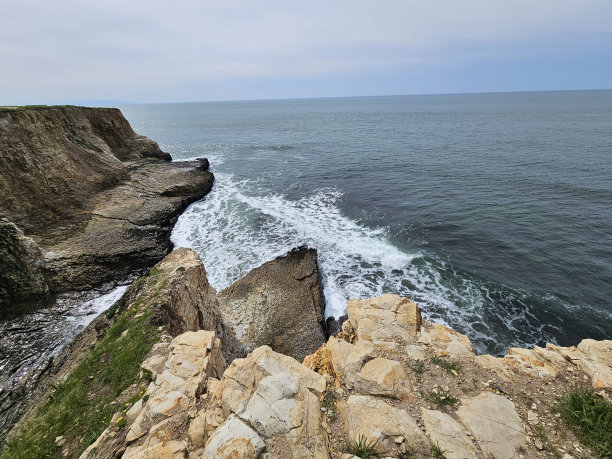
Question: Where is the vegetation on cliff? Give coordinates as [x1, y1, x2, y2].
[1, 269, 164, 458]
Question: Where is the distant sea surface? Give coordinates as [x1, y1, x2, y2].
[121, 90, 612, 355]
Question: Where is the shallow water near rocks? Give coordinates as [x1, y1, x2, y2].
[120, 90, 612, 355]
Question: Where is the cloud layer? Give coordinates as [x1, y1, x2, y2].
[2, 0, 611, 103]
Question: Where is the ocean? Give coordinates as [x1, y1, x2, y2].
[117, 90, 612, 355]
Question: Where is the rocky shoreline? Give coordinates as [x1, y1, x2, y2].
[4, 247, 611, 458]
[1, 107, 611, 458]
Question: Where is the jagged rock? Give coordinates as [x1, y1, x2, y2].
[200, 345, 328, 458]
[346, 294, 422, 351]
[0, 106, 213, 300]
[339, 394, 428, 455]
[327, 337, 376, 376]
[218, 247, 326, 361]
[421, 408, 478, 459]
[195, 414, 265, 459]
[124, 440, 187, 459]
[456, 392, 527, 459]
[126, 330, 225, 445]
[354, 357, 413, 400]
[419, 321, 475, 359]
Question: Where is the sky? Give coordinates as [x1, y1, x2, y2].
[2, 0, 612, 104]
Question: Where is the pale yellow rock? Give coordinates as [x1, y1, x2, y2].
[123, 440, 187, 459]
[204, 345, 328, 458]
[327, 337, 376, 376]
[126, 399, 144, 423]
[577, 339, 612, 367]
[404, 344, 427, 361]
[419, 321, 475, 358]
[421, 409, 478, 459]
[356, 357, 413, 400]
[340, 394, 428, 454]
[457, 392, 527, 459]
[199, 415, 264, 459]
[347, 294, 422, 350]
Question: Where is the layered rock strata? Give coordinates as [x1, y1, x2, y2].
[0, 106, 213, 301]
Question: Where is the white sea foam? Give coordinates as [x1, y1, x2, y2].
[171, 171, 563, 354]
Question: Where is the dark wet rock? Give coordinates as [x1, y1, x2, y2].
[218, 247, 327, 362]
[0, 106, 213, 302]
[325, 314, 348, 338]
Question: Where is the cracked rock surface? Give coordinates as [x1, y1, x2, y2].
[0, 105, 213, 300]
[218, 246, 326, 361]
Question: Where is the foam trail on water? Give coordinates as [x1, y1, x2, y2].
[171, 172, 566, 354]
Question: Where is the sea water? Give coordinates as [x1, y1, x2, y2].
[120, 90, 612, 355]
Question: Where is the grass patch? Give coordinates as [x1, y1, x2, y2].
[2, 293, 160, 458]
[554, 387, 612, 458]
[431, 357, 461, 374]
[321, 390, 338, 423]
[411, 360, 426, 380]
[343, 435, 380, 458]
[398, 449, 416, 459]
[424, 386, 458, 411]
[430, 443, 447, 458]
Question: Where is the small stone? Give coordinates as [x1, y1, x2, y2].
[55, 436, 66, 447]
[394, 436, 404, 444]
[530, 403, 537, 410]
[527, 410, 539, 424]
[535, 439, 544, 450]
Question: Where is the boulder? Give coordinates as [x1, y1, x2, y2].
[218, 247, 326, 361]
[339, 394, 428, 455]
[421, 409, 478, 459]
[199, 345, 328, 458]
[456, 392, 527, 459]
[197, 414, 265, 459]
[346, 294, 421, 351]
[418, 321, 475, 359]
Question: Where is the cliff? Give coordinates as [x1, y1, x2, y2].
[4, 249, 611, 459]
[0, 106, 213, 300]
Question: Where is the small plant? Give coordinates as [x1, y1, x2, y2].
[321, 390, 338, 422]
[554, 387, 612, 458]
[412, 360, 426, 379]
[426, 386, 458, 411]
[176, 266, 186, 272]
[431, 357, 461, 374]
[398, 449, 416, 459]
[343, 435, 380, 458]
[430, 442, 447, 458]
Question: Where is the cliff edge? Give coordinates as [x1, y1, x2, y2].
[0, 106, 213, 300]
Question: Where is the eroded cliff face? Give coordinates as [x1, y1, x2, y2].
[0, 106, 213, 299]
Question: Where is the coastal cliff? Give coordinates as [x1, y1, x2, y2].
[0, 106, 213, 300]
[4, 249, 611, 459]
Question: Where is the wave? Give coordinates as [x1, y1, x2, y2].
[170, 172, 579, 355]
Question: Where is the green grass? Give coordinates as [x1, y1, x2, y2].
[412, 360, 426, 379]
[430, 443, 447, 459]
[424, 386, 459, 411]
[554, 387, 612, 459]
[2, 287, 161, 458]
[321, 390, 338, 423]
[398, 449, 416, 459]
[431, 357, 461, 374]
[343, 435, 380, 458]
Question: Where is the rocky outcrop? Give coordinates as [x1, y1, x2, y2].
[0, 106, 213, 300]
[218, 246, 326, 361]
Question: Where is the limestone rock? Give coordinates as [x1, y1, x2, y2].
[421, 409, 477, 459]
[218, 247, 326, 361]
[339, 394, 428, 455]
[456, 392, 527, 459]
[123, 440, 187, 459]
[198, 415, 265, 459]
[346, 294, 422, 351]
[202, 345, 328, 458]
[354, 357, 413, 400]
[419, 321, 475, 359]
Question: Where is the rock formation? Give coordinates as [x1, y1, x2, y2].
[0, 106, 213, 301]
[6, 252, 608, 458]
[218, 246, 326, 361]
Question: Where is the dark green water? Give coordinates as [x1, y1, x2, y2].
[121, 90, 612, 354]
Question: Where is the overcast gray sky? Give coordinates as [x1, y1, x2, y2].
[2, 0, 611, 104]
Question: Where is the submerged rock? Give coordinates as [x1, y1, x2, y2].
[218, 246, 326, 361]
[0, 106, 214, 302]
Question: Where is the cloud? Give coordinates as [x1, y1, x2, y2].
[1, 0, 611, 103]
